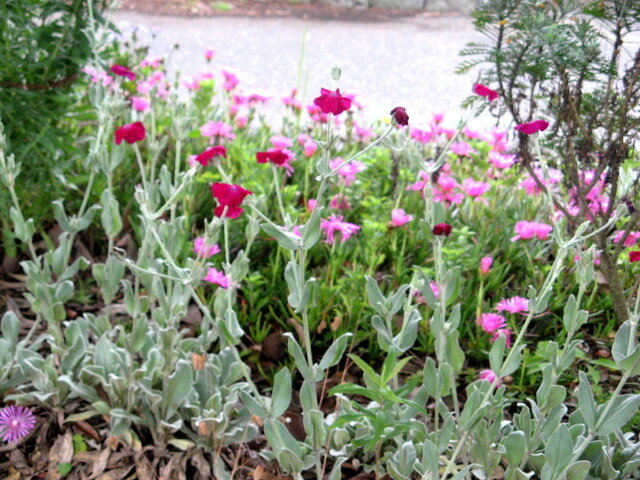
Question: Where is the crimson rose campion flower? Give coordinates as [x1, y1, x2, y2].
[390, 107, 409, 126]
[432, 223, 452, 236]
[473, 83, 499, 101]
[195, 146, 227, 166]
[313, 88, 352, 115]
[630, 251, 640, 262]
[114, 122, 146, 145]
[110, 64, 136, 81]
[256, 149, 289, 166]
[211, 182, 252, 219]
[515, 120, 549, 135]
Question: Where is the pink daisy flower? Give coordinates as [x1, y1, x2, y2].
[495, 296, 529, 314]
[203, 268, 230, 289]
[0, 405, 36, 443]
[193, 237, 221, 258]
[478, 313, 507, 333]
[320, 215, 360, 245]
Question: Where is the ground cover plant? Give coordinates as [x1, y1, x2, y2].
[1, 0, 640, 479]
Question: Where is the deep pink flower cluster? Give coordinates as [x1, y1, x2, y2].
[510, 221, 553, 242]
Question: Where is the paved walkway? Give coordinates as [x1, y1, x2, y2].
[113, 11, 490, 127]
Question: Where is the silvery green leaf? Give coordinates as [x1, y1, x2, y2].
[74, 204, 101, 232]
[388, 441, 417, 480]
[261, 222, 301, 251]
[443, 267, 460, 305]
[387, 285, 410, 317]
[328, 457, 347, 480]
[1, 312, 19, 352]
[418, 273, 437, 309]
[53, 302, 66, 322]
[417, 439, 439, 475]
[501, 344, 525, 377]
[618, 345, 640, 375]
[565, 460, 591, 480]
[159, 165, 172, 199]
[489, 332, 507, 373]
[308, 409, 326, 447]
[271, 367, 292, 418]
[239, 391, 268, 418]
[52, 200, 74, 232]
[61, 334, 86, 371]
[302, 205, 323, 250]
[230, 251, 250, 283]
[129, 314, 149, 353]
[284, 261, 301, 310]
[100, 189, 122, 237]
[365, 276, 387, 316]
[264, 418, 303, 458]
[299, 379, 316, 413]
[542, 385, 566, 412]
[562, 295, 577, 332]
[163, 359, 192, 418]
[612, 321, 633, 363]
[545, 424, 572, 475]
[331, 66, 342, 81]
[446, 330, 464, 372]
[595, 394, 640, 435]
[10, 206, 34, 243]
[277, 448, 304, 476]
[422, 357, 437, 398]
[577, 371, 597, 430]
[394, 308, 421, 352]
[54, 280, 74, 303]
[319, 333, 352, 371]
[372, 315, 393, 352]
[503, 431, 526, 466]
[298, 277, 317, 312]
[59, 256, 91, 282]
[285, 334, 312, 379]
[450, 465, 476, 480]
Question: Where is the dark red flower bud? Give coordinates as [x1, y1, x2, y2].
[630, 251, 640, 263]
[432, 223, 452, 236]
[390, 106, 409, 126]
[256, 149, 290, 166]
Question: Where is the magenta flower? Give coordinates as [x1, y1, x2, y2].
[203, 267, 229, 288]
[140, 56, 162, 68]
[131, 96, 150, 112]
[313, 88, 352, 116]
[211, 183, 252, 219]
[473, 83, 499, 101]
[303, 139, 318, 157]
[496, 296, 529, 314]
[0, 405, 36, 443]
[193, 237, 221, 258]
[612, 230, 640, 248]
[510, 221, 553, 242]
[195, 146, 227, 166]
[307, 199, 317, 212]
[480, 256, 493, 274]
[630, 251, 640, 262]
[110, 64, 136, 81]
[450, 141, 477, 157]
[330, 194, 351, 211]
[462, 178, 490, 199]
[390, 107, 409, 126]
[515, 120, 549, 135]
[114, 122, 146, 145]
[256, 148, 292, 166]
[390, 208, 413, 227]
[320, 215, 360, 245]
[478, 369, 501, 386]
[200, 121, 235, 140]
[478, 313, 507, 333]
[488, 151, 517, 169]
[204, 48, 215, 61]
[222, 70, 239, 91]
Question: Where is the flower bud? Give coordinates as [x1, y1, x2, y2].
[390, 106, 409, 126]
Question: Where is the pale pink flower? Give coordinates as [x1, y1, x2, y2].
[487, 128, 508, 152]
[282, 89, 302, 110]
[303, 139, 317, 157]
[463, 126, 482, 139]
[510, 221, 553, 242]
[450, 141, 476, 157]
[270, 135, 293, 149]
[320, 215, 360, 245]
[188, 155, 199, 168]
[200, 121, 235, 140]
[204, 48, 215, 61]
[329, 158, 366, 186]
[480, 256, 493, 274]
[221, 70, 239, 91]
[182, 75, 201, 90]
[137, 80, 153, 94]
[429, 281, 440, 299]
[203, 267, 229, 288]
[519, 167, 563, 195]
[488, 151, 517, 169]
[462, 178, 490, 199]
[478, 369, 501, 386]
[131, 96, 150, 112]
[307, 199, 317, 212]
[235, 116, 248, 128]
[354, 124, 375, 142]
[390, 208, 413, 227]
[140, 56, 162, 68]
[478, 313, 507, 333]
[193, 237, 221, 258]
[495, 296, 529, 314]
[410, 127, 435, 144]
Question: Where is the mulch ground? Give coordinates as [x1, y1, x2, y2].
[116, 0, 452, 22]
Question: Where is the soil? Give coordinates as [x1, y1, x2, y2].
[116, 0, 445, 22]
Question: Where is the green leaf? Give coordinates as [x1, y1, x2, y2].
[285, 334, 311, 379]
[577, 371, 597, 430]
[489, 331, 507, 373]
[502, 431, 526, 466]
[261, 222, 301, 251]
[100, 189, 122, 237]
[240, 390, 268, 418]
[348, 354, 382, 388]
[596, 394, 640, 435]
[545, 424, 572, 475]
[163, 360, 192, 418]
[565, 460, 591, 480]
[302, 205, 323, 249]
[365, 276, 386, 315]
[57, 462, 73, 476]
[271, 367, 292, 418]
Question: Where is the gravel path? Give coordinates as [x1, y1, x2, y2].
[113, 11, 490, 127]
